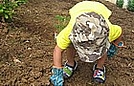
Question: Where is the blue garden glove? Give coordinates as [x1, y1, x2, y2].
[50, 67, 64, 86]
[107, 43, 118, 58]
[107, 42, 123, 58]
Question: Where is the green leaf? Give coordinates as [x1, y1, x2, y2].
[55, 15, 65, 22]
[4, 14, 9, 19]
[4, 10, 10, 13]
[0, 9, 3, 13]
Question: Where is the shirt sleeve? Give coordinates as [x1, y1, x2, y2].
[56, 29, 71, 49]
[56, 18, 75, 49]
[108, 24, 122, 42]
[105, 18, 122, 42]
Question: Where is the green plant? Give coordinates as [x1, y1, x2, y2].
[0, 0, 28, 22]
[127, 0, 134, 12]
[116, 0, 124, 8]
[55, 15, 70, 33]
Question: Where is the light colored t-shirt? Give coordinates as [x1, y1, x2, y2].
[56, 1, 122, 49]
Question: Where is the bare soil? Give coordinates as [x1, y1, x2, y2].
[0, 0, 134, 86]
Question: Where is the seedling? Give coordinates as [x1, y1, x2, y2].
[55, 15, 70, 33]
[54, 15, 70, 38]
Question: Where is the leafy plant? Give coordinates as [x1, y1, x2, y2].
[127, 0, 134, 12]
[116, 0, 124, 8]
[55, 15, 70, 33]
[0, 0, 28, 22]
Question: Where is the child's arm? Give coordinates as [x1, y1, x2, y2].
[50, 45, 64, 85]
[50, 17, 72, 85]
[53, 45, 64, 68]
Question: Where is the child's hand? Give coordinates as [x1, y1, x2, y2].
[107, 41, 126, 58]
[50, 67, 64, 86]
[107, 43, 118, 58]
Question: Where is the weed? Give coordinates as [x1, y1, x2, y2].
[55, 15, 70, 33]
[0, 0, 28, 22]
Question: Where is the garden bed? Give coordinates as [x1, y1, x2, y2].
[0, 0, 134, 86]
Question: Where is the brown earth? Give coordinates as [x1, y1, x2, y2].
[0, 0, 134, 86]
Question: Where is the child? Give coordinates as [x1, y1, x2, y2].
[50, 1, 124, 85]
